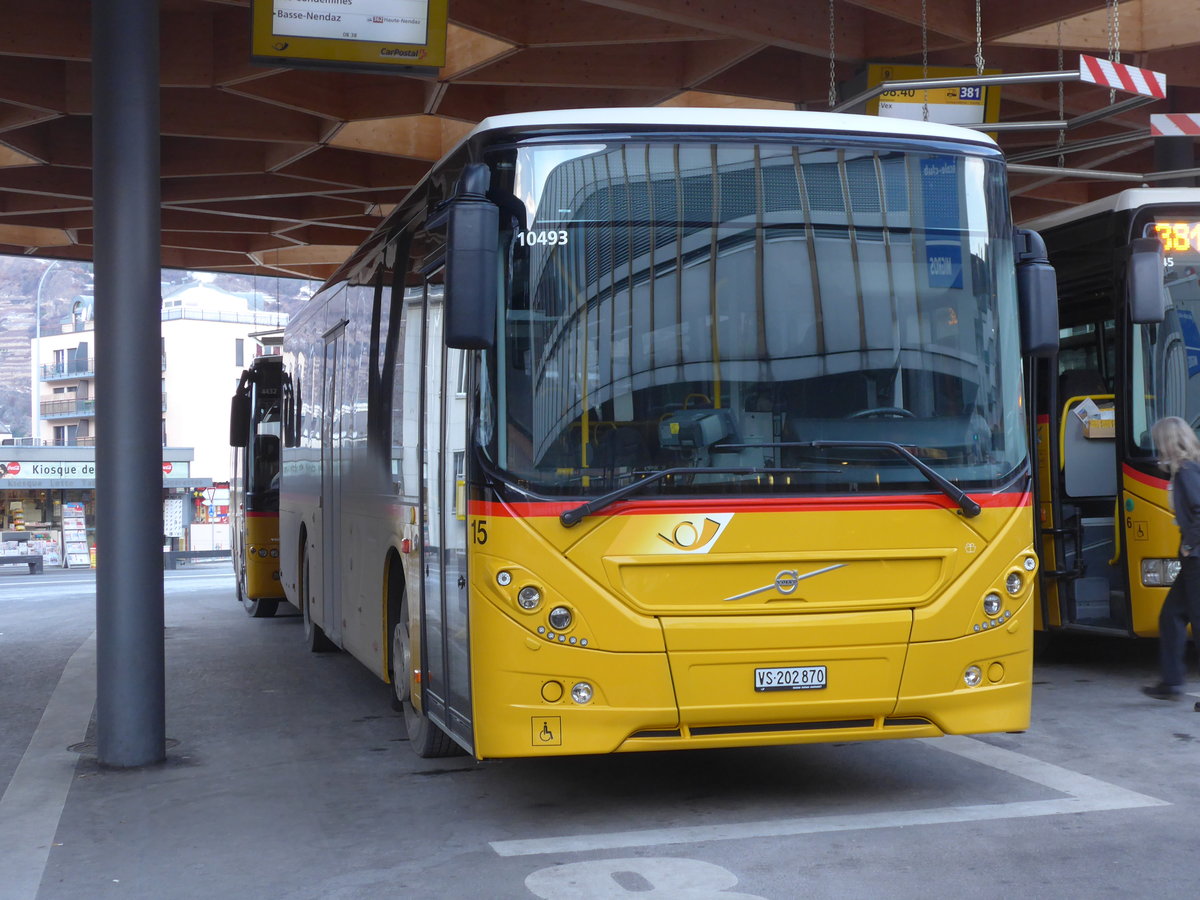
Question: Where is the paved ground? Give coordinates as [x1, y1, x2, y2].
[2, 562, 1199, 900]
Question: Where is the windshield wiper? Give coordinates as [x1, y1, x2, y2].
[783, 440, 982, 517]
[560, 466, 792, 526]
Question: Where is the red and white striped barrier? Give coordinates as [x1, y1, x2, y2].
[1150, 114, 1200, 137]
[1078, 54, 1166, 99]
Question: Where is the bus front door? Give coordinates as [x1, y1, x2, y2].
[320, 324, 345, 645]
[1050, 390, 1130, 632]
[421, 289, 474, 752]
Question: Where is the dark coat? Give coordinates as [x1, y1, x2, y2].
[1174, 459, 1200, 553]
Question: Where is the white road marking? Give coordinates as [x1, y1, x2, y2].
[489, 735, 1169, 857]
[0, 632, 96, 899]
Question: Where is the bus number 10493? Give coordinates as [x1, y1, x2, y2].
[516, 230, 569, 246]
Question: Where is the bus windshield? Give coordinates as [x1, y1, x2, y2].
[1131, 214, 1200, 450]
[481, 137, 1025, 498]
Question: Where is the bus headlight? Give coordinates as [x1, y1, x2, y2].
[571, 682, 593, 704]
[1005, 572, 1023, 595]
[963, 665, 983, 687]
[982, 592, 1003, 617]
[548, 606, 573, 631]
[1023, 556, 1037, 572]
[517, 586, 543, 610]
[1142, 559, 1182, 586]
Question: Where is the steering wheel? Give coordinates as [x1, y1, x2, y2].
[845, 407, 914, 419]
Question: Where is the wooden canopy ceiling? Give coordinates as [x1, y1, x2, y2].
[2, 0, 1199, 281]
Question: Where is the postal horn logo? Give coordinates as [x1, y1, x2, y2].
[657, 513, 733, 553]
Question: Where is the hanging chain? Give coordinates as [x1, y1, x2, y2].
[1056, 20, 1065, 167]
[828, 0, 837, 109]
[921, 0, 929, 121]
[1107, 0, 1120, 104]
[1112, 0, 1121, 64]
[974, 0, 984, 75]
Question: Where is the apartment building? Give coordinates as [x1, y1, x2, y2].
[30, 277, 288, 483]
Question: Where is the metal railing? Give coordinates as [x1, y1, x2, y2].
[41, 358, 96, 381]
[40, 398, 96, 418]
[160, 308, 288, 327]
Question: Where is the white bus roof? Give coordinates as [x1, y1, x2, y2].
[463, 107, 998, 150]
[1022, 187, 1200, 232]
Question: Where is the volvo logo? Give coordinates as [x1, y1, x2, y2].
[722, 564, 846, 602]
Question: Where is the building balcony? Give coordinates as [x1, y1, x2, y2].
[41, 358, 95, 381]
[0, 436, 95, 447]
[40, 399, 96, 419]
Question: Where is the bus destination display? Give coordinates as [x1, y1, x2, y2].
[1147, 220, 1200, 256]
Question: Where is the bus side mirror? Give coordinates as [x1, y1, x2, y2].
[1127, 238, 1165, 324]
[444, 163, 499, 350]
[1014, 228, 1059, 356]
[230, 392, 250, 448]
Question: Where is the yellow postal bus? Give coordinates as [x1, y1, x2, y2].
[1026, 188, 1184, 638]
[278, 108, 1058, 758]
[229, 353, 285, 618]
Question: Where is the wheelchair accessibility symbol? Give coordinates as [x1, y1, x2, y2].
[532, 716, 561, 746]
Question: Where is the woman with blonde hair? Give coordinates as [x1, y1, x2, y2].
[1145, 417, 1200, 700]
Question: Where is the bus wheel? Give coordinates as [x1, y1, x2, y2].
[300, 551, 335, 652]
[391, 599, 458, 758]
[243, 597, 279, 618]
[234, 553, 245, 605]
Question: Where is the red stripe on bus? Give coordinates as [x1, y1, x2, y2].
[469, 490, 1030, 519]
[1124, 463, 1168, 490]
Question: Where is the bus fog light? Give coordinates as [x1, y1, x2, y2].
[571, 682, 593, 704]
[963, 665, 983, 687]
[982, 593, 1003, 617]
[1142, 559, 1181, 586]
[1005, 572, 1023, 595]
[258, 548, 269, 558]
[517, 586, 542, 610]
[548, 606, 573, 631]
[1023, 556, 1037, 572]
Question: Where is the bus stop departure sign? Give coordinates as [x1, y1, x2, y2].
[251, 0, 448, 75]
[865, 64, 1001, 127]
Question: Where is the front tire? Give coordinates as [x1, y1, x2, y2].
[391, 598, 458, 758]
[300, 549, 335, 652]
[243, 596, 279, 618]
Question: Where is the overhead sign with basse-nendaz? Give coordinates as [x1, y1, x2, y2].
[251, 0, 448, 74]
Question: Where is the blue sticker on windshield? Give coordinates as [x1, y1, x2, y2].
[926, 242, 963, 289]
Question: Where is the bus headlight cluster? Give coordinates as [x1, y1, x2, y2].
[571, 682, 593, 704]
[517, 586, 542, 610]
[1142, 558, 1181, 586]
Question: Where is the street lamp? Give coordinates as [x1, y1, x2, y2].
[30, 259, 61, 445]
